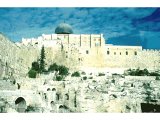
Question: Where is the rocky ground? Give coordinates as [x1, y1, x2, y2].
[0, 69, 160, 113]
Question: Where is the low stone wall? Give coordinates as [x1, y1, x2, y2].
[125, 76, 156, 80]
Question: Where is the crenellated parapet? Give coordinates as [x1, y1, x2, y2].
[142, 49, 160, 54]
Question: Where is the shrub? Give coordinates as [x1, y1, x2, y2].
[88, 76, 93, 79]
[127, 68, 152, 76]
[92, 80, 96, 82]
[83, 76, 87, 80]
[3, 77, 7, 80]
[81, 71, 86, 75]
[29, 46, 46, 74]
[150, 72, 160, 76]
[111, 79, 115, 83]
[143, 83, 151, 90]
[56, 75, 63, 81]
[98, 73, 105, 76]
[71, 71, 80, 77]
[28, 69, 37, 78]
[143, 69, 149, 76]
[58, 65, 69, 76]
[126, 105, 131, 110]
[25, 105, 36, 112]
[112, 73, 119, 75]
[31, 61, 40, 72]
[48, 63, 59, 72]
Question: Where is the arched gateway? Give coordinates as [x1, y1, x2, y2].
[15, 97, 26, 113]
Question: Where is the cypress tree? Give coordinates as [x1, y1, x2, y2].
[39, 45, 45, 73]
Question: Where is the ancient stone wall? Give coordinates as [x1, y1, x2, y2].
[15, 33, 160, 70]
[0, 34, 39, 78]
[104, 45, 160, 69]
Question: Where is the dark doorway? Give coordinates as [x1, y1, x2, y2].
[141, 103, 160, 112]
[15, 97, 26, 113]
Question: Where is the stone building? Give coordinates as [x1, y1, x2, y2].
[16, 22, 160, 71]
[0, 22, 160, 78]
[0, 23, 160, 113]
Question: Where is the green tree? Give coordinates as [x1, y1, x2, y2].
[143, 69, 149, 76]
[150, 72, 160, 76]
[28, 69, 37, 78]
[48, 63, 59, 72]
[56, 75, 63, 81]
[127, 68, 150, 76]
[71, 71, 80, 77]
[31, 61, 40, 72]
[25, 105, 36, 112]
[58, 65, 69, 76]
[39, 45, 45, 73]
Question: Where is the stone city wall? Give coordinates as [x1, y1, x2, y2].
[0, 34, 39, 78]
[2, 33, 160, 75]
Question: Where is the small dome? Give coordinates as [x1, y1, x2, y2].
[55, 23, 73, 34]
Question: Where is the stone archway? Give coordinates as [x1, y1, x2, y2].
[50, 101, 56, 113]
[47, 88, 51, 91]
[59, 105, 70, 113]
[52, 88, 56, 91]
[15, 97, 26, 113]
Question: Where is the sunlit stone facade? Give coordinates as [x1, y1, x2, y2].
[16, 23, 160, 70]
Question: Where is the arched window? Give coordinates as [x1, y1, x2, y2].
[107, 51, 110, 55]
[120, 52, 121, 55]
[114, 52, 116, 55]
[86, 50, 89, 54]
[52, 88, 56, 91]
[134, 51, 137, 55]
[56, 93, 60, 101]
[50, 101, 55, 108]
[126, 51, 128, 55]
[47, 88, 51, 91]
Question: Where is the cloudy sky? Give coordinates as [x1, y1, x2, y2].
[0, 8, 160, 49]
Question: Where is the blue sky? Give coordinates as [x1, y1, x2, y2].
[0, 8, 160, 49]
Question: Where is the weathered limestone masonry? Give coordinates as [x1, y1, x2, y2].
[105, 45, 160, 69]
[1, 23, 159, 77]
[16, 23, 160, 70]
[0, 69, 160, 112]
[0, 33, 39, 78]
[18, 33, 106, 70]
[0, 23, 160, 113]
[18, 33, 160, 70]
